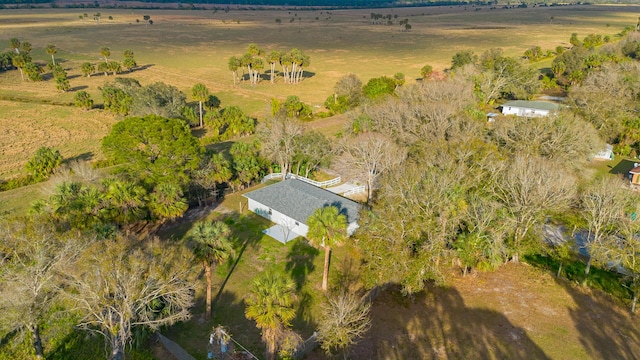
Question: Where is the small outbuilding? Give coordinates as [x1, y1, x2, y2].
[243, 179, 361, 243]
[630, 164, 640, 188]
[501, 100, 560, 117]
[593, 144, 614, 161]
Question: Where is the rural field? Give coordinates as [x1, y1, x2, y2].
[2, 4, 640, 360]
[0, 3, 639, 180]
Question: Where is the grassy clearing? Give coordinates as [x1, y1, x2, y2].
[0, 100, 117, 178]
[159, 210, 344, 359]
[347, 263, 640, 360]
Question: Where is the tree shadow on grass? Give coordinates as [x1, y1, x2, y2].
[350, 284, 551, 360]
[283, 239, 322, 335]
[213, 213, 268, 305]
[285, 238, 319, 291]
[47, 330, 105, 360]
[69, 85, 88, 92]
[550, 274, 640, 359]
[130, 64, 154, 73]
[62, 152, 94, 165]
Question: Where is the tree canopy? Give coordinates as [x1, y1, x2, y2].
[102, 115, 203, 185]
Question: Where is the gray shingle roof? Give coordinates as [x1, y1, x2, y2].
[243, 179, 361, 225]
[502, 100, 560, 111]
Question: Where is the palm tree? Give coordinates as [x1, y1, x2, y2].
[20, 41, 32, 54]
[148, 182, 188, 223]
[122, 49, 136, 72]
[267, 50, 280, 83]
[102, 179, 147, 225]
[245, 271, 296, 360]
[279, 53, 292, 84]
[100, 46, 110, 64]
[81, 62, 94, 77]
[55, 75, 70, 92]
[45, 44, 57, 66]
[11, 53, 26, 81]
[307, 206, 347, 292]
[107, 61, 121, 76]
[190, 220, 234, 321]
[228, 56, 241, 85]
[191, 83, 209, 128]
[252, 57, 264, 85]
[9, 38, 20, 54]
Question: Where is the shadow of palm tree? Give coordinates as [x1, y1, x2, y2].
[214, 214, 268, 305]
[285, 238, 319, 291]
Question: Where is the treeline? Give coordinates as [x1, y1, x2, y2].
[0, 0, 607, 7]
[347, 65, 640, 310]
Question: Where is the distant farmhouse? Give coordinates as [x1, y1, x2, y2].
[243, 179, 361, 243]
[501, 100, 560, 117]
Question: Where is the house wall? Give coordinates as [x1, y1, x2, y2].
[247, 198, 309, 237]
[347, 222, 359, 236]
[502, 106, 550, 117]
[247, 199, 361, 239]
[631, 173, 640, 185]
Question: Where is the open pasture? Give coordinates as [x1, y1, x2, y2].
[0, 4, 638, 180]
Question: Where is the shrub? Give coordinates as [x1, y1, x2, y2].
[25, 147, 63, 181]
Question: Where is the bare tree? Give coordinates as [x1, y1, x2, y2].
[66, 236, 195, 360]
[317, 291, 371, 359]
[355, 146, 474, 294]
[491, 155, 576, 262]
[0, 219, 89, 359]
[590, 194, 640, 312]
[335, 132, 406, 202]
[491, 111, 603, 167]
[257, 116, 304, 180]
[364, 79, 475, 145]
[568, 62, 640, 142]
[580, 176, 630, 275]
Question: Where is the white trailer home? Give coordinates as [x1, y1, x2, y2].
[501, 100, 560, 117]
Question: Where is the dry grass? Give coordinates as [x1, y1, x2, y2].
[344, 264, 640, 360]
[0, 4, 638, 179]
[0, 100, 117, 178]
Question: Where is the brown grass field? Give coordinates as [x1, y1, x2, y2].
[0, 4, 639, 181]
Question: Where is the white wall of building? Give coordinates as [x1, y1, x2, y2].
[247, 198, 309, 237]
[502, 106, 550, 117]
[248, 199, 359, 240]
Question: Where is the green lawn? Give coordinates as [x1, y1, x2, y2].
[159, 209, 351, 359]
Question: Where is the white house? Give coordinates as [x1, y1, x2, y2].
[243, 179, 361, 243]
[501, 100, 560, 117]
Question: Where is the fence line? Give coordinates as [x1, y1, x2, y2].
[293, 332, 319, 359]
[262, 172, 341, 188]
[261, 172, 283, 183]
[344, 185, 366, 196]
